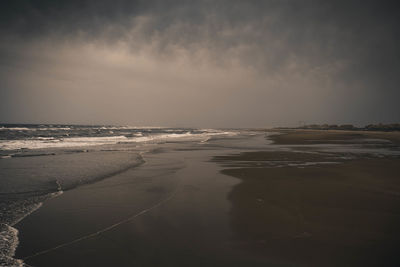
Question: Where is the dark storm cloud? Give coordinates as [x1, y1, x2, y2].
[1, 0, 399, 126]
[1, 1, 399, 71]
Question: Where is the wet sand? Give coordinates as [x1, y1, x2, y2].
[216, 130, 400, 266]
[15, 136, 273, 267]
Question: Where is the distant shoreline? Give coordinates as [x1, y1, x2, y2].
[274, 123, 400, 132]
[268, 128, 400, 145]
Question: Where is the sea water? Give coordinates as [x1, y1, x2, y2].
[0, 124, 237, 265]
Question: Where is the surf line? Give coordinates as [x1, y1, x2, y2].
[22, 187, 179, 261]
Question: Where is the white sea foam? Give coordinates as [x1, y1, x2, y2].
[0, 136, 129, 150]
[0, 130, 238, 151]
[0, 127, 31, 131]
[129, 131, 237, 143]
[0, 201, 43, 267]
[99, 126, 167, 130]
[287, 161, 340, 167]
[0, 225, 24, 267]
[0, 189, 63, 266]
[36, 127, 72, 131]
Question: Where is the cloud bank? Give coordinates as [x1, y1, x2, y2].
[1, 0, 399, 127]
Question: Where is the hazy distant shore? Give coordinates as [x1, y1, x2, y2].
[269, 128, 400, 145]
[215, 129, 400, 266]
[276, 123, 400, 132]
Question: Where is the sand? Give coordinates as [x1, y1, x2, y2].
[216, 130, 400, 266]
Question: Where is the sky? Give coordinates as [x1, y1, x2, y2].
[0, 0, 399, 128]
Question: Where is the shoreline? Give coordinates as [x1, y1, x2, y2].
[13, 133, 274, 267]
[0, 147, 146, 266]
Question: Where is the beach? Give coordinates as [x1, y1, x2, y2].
[2, 1, 399, 265]
[2, 128, 400, 266]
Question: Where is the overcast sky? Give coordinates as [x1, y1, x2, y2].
[1, 0, 399, 127]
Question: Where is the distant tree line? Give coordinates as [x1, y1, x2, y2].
[291, 123, 400, 131]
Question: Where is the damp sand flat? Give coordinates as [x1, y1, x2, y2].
[216, 130, 400, 266]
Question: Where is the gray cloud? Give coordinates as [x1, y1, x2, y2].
[1, 0, 399, 127]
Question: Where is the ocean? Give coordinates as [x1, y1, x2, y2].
[0, 124, 241, 266]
